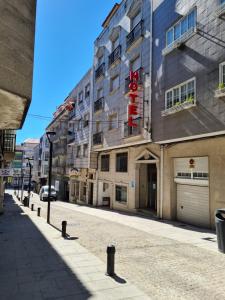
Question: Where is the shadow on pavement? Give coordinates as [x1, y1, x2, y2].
[0, 193, 92, 300]
[49, 223, 79, 240]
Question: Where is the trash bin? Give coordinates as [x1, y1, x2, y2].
[23, 196, 28, 207]
[215, 209, 225, 253]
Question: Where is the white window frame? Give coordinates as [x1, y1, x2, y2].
[115, 184, 128, 203]
[219, 61, 225, 84]
[164, 77, 196, 109]
[166, 7, 197, 47]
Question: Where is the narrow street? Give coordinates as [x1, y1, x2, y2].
[19, 190, 225, 299]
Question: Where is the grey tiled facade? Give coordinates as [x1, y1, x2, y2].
[152, 0, 225, 142]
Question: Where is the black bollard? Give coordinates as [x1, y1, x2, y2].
[62, 221, 67, 238]
[106, 245, 116, 276]
[31, 204, 34, 211]
[37, 207, 41, 217]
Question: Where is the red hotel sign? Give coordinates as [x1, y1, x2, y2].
[128, 70, 139, 127]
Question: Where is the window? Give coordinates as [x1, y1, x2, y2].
[85, 84, 90, 98]
[130, 55, 141, 72]
[110, 75, 120, 92]
[76, 146, 81, 158]
[83, 114, 89, 128]
[97, 88, 103, 99]
[98, 55, 104, 66]
[219, 62, 225, 85]
[131, 11, 141, 30]
[83, 144, 88, 157]
[116, 152, 128, 172]
[78, 91, 83, 104]
[115, 185, 127, 203]
[101, 154, 110, 171]
[103, 182, 109, 192]
[108, 113, 118, 130]
[112, 36, 119, 51]
[96, 120, 100, 133]
[166, 8, 197, 46]
[77, 119, 82, 131]
[165, 78, 196, 109]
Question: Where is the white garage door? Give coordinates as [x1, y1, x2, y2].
[177, 184, 210, 228]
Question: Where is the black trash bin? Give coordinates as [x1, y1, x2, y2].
[23, 196, 28, 207]
[215, 209, 225, 253]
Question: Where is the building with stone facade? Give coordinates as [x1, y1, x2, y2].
[67, 69, 93, 204]
[39, 134, 49, 187]
[151, 0, 225, 228]
[90, 0, 162, 215]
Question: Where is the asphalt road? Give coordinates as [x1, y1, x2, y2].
[19, 191, 225, 300]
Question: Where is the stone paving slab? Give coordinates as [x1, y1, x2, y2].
[1, 192, 149, 299]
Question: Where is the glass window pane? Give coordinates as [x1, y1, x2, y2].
[131, 56, 141, 71]
[174, 23, 181, 40]
[181, 84, 187, 102]
[131, 11, 141, 29]
[187, 80, 195, 99]
[167, 28, 173, 45]
[173, 87, 180, 104]
[181, 17, 188, 35]
[166, 91, 173, 108]
[188, 10, 196, 29]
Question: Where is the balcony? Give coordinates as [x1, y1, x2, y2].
[162, 26, 198, 56]
[125, 68, 143, 94]
[124, 117, 142, 138]
[94, 97, 104, 113]
[67, 132, 75, 144]
[108, 45, 121, 67]
[93, 132, 103, 146]
[126, 20, 144, 50]
[95, 63, 105, 80]
[161, 98, 196, 116]
[68, 109, 76, 120]
[216, 1, 225, 18]
[215, 87, 225, 98]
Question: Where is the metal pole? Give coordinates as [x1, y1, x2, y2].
[21, 169, 24, 202]
[28, 161, 32, 207]
[106, 245, 116, 276]
[47, 141, 52, 224]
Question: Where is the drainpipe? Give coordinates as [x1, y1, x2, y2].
[148, 0, 153, 136]
[160, 145, 164, 219]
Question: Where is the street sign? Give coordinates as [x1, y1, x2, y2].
[0, 169, 13, 177]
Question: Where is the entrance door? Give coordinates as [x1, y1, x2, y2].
[147, 164, 157, 211]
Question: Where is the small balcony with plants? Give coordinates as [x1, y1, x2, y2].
[126, 20, 144, 50]
[161, 96, 196, 117]
[215, 83, 225, 98]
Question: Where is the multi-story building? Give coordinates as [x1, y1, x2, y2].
[21, 138, 39, 190]
[0, 0, 36, 213]
[151, 0, 225, 228]
[11, 145, 24, 188]
[90, 0, 161, 214]
[38, 134, 49, 187]
[67, 69, 93, 204]
[46, 101, 70, 201]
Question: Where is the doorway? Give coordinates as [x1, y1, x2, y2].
[147, 164, 157, 211]
[88, 182, 93, 205]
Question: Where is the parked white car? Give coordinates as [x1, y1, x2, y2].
[39, 185, 57, 201]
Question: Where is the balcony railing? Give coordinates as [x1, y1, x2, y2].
[93, 132, 103, 145]
[95, 63, 105, 80]
[2, 131, 16, 153]
[215, 87, 225, 98]
[125, 68, 143, 94]
[68, 109, 76, 120]
[67, 132, 75, 143]
[126, 20, 144, 49]
[94, 97, 104, 113]
[108, 45, 121, 67]
[124, 117, 142, 138]
[161, 98, 196, 116]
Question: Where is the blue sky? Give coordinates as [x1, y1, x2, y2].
[17, 0, 116, 144]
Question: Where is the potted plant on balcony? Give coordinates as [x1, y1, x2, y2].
[218, 82, 225, 90]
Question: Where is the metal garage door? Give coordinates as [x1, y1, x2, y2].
[177, 184, 210, 228]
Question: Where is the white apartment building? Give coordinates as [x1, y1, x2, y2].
[90, 0, 161, 215]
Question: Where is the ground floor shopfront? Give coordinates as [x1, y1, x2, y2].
[161, 135, 225, 229]
[52, 174, 69, 202]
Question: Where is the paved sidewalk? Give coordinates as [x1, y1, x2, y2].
[0, 193, 149, 300]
